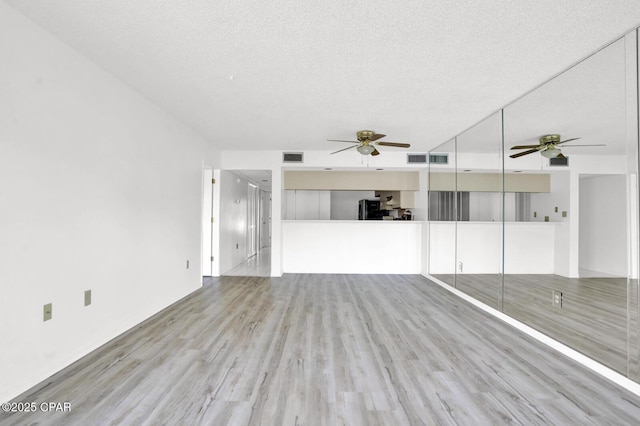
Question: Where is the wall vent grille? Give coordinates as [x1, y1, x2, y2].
[549, 157, 569, 166]
[407, 153, 428, 164]
[282, 152, 304, 163]
[429, 153, 449, 164]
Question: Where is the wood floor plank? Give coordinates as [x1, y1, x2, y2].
[2, 274, 640, 425]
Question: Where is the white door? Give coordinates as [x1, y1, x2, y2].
[260, 190, 272, 248]
[247, 183, 258, 258]
[201, 167, 214, 276]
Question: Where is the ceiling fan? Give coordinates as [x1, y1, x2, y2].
[509, 134, 605, 159]
[328, 130, 410, 156]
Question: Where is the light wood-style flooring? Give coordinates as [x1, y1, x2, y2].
[223, 247, 271, 277]
[433, 273, 628, 375]
[2, 274, 640, 425]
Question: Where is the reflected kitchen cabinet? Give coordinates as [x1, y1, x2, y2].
[375, 190, 416, 210]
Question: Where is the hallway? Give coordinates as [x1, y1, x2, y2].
[223, 247, 271, 277]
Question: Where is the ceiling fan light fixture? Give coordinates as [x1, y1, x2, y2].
[329, 131, 410, 156]
[357, 145, 375, 155]
[541, 148, 561, 158]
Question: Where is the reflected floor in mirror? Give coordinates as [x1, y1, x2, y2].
[433, 273, 627, 375]
[2, 274, 640, 425]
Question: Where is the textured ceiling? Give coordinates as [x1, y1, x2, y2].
[4, 1, 640, 153]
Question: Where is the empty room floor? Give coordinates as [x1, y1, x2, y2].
[2, 274, 639, 425]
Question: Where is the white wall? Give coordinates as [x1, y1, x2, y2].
[504, 193, 517, 221]
[427, 223, 456, 274]
[429, 222, 555, 274]
[527, 171, 576, 277]
[282, 221, 422, 273]
[456, 223, 503, 273]
[468, 192, 503, 222]
[280, 150, 429, 170]
[466, 192, 516, 222]
[530, 172, 571, 223]
[579, 175, 627, 276]
[0, 4, 217, 401]
[504, 223, 556, 274]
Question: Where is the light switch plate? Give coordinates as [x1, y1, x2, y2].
[84, 290, 91, 306]
[43, 303, 52, 321]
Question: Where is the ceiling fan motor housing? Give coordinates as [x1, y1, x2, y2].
[356, 130, 376, 141]
[540, 134, 561, 144]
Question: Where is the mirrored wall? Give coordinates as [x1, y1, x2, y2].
[428, 139, 457, 287]
[455, 111, 504, 309]
[428, 29, 640, 381]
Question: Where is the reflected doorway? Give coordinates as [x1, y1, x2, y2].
[579, 174, 627, 277]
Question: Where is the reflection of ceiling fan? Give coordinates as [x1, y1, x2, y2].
[509, 134, 605, 159]
[328, 130, 410, 156]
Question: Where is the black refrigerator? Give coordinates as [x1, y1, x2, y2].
[358, 199, 382, 220]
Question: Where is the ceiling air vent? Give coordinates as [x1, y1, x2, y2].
[282, 152, 304, 163]
[429, 153, 449, 164]
[407, 153, 428, 164]
[549, 156, 569, 167]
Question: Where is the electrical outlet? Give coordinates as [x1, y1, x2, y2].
[552, 290, 563, 307]
[43, 303, 52, 321]
[236, 243, 239, 249]
[84, 290, 91, 306]
[544, 216, 549, 222]
[555, 206, 558, 213]
[457, 261, 463, 272]
[562, 211, 567, 218]
[186, 260, 190, 269]
[533, 212, 537, 218]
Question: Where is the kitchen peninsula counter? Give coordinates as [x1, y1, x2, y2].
[282, 220, 423, 274]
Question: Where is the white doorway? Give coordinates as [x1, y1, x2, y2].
[247, 183, 259, 259]
[201, 166, 214, 277]
[221, 170, 272, 277]
[579, 174, 627, 277]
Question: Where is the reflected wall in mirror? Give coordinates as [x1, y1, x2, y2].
[454, 111, 503, 309]
[426, 29, 640, 381]
[428, 139, 456, 287]
[503, 36, 631, 375]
